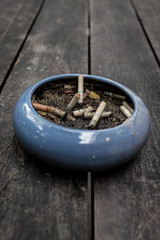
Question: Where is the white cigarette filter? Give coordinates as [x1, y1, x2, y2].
[84, 111, 112, 119]
[120, 105, 132, 118]
[88, 101, 107, 127]
[67, 93, 80, 111]
[72, 106, 94, 117]
[78, 75, 84, 104]
[122, 101, 134, 114]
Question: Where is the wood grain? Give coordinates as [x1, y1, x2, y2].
[0, 0, 45, 88]
[0, 0, 88, 239]
[91, 0, 160, 239]
[132, 0, 160, 64]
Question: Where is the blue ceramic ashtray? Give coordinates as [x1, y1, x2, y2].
[13, 74, 151, 171]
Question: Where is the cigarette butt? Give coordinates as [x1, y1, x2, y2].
[106, 92, 126, 100]
[67, 93, 80, 111]
[93, 111, 112, 119]
[48, 113, 57, 120]
[49, 107, 66, 118]
[72, 106, 94, 117]
[83, 89, 90, 100]
[89, 91, 100, 100]
[78, 75, 84, 104]
[32, 102, 65, 118]
[37, 110, 48, 116]
[84, 111, 112, 119]
[88, 101, 107, 128]
[122, 101, 134, 113]
[120, 105, 132, 118]
[32, 102, 50, 112]
[64, 90, 74, 94]
[67, 114, 75, 121]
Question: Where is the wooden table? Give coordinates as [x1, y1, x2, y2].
[0, 0, 160, 239]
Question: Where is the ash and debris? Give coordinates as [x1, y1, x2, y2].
[32, 78, 133, 130]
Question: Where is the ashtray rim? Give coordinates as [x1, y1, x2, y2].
[13, 74, 151, 171]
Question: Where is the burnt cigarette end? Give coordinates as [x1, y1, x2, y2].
[83, 89, 90, 100]
[48, 113, 57, 120]
[106, 92, 126, 100]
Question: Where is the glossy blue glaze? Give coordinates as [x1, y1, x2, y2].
[13, 74, 151, 171]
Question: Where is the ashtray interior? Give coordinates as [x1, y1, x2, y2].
[31, 76, 134, 130]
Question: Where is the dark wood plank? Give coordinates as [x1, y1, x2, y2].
[0, 0, 45, 89]
[132, 0, 160, 65]
[0, 0, 88, 239]
[91, 0, 160, 239]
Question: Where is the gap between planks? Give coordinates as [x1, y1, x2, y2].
[0, 0, 46, 94]
[87, 0, 91, 74]
[130, 0, 160, 68]
[87, 1, 93, 237]
[87, 171, 94, 240]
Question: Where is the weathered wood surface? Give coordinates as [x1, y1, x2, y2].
[132, 0, 160, 65]
[1, 0, 160, 239]
[0, 0, 88, 239]
[0, 0, 45, 88]
[91, 0, 160, 239]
